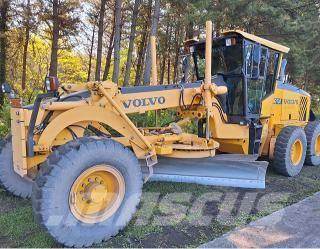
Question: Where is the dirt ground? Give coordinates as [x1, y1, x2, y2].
[0, 166, 320, 248]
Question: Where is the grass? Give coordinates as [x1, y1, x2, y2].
[0, 166, 320, 247]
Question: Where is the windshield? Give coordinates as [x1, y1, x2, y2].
[194, 38, 243, 79]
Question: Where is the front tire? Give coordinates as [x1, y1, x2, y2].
[0, 135, 33, 198]
[305, 121, 320, 166]
[32, 137, 143, 247]
[273, 126, 307, 177]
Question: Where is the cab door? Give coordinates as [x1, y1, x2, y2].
[244, 41, 270, 154]
[244, 41, 270, 117]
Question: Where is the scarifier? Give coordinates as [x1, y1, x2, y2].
[1, 21, 320, 246]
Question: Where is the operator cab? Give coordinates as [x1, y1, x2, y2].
[189, 31, 285, 124]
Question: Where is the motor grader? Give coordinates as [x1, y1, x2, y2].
[1, 21, 320, 246]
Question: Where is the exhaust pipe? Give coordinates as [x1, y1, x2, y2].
[204, 21, 213, 139]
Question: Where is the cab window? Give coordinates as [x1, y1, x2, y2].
[244, 41, 271, 114]
[265, 50, 279, 95]
[194, 38, 243, 79]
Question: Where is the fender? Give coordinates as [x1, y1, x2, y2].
[36, 106, 151, 157]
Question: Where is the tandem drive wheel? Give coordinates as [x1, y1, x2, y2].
[32, 137, 143, 247]
[304, 121, 320, 166]
[273, 126, 307, 177]
[0, 135, 33, 198]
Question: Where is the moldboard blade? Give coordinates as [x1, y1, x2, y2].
[141, 156, 268, 189]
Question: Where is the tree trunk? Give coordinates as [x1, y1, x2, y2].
[215, 19, 222, 37]
[0, 0, 9, 105]
[0, 0, 8, 105]
[186, 21, 194, 39]
[87, 23, 96, 82]
[102, 21, 115, 81]
[167, 25, 172, 84]
[22, 0, 31, 90]
[173, 23, 181, 83]
[143, 0, 160, 85]
[167, 58, 171, 84]
[49, 0, 59, 77]
[112, 0, 122, 84]
[134, 29, 148, 86]
[134, 0, 152, 86]
[123, 0, 141, 86]
[160, 23, 170, 85]
[95, 0, 107, 81]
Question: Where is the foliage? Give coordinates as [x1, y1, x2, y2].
[0, 0, 319, 135]
[0, 99, 10, 139]
[129, 109, 177, 127]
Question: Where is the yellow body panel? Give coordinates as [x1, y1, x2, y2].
[215, 138, 249, 154]
[10, 108, 28, 176]
[259, 83, 311, 157]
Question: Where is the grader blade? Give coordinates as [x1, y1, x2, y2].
[141, 155, 268, 189]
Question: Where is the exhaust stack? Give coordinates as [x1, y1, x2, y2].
[204, 21, 213, 139]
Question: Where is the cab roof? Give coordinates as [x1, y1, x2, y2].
[222, 30, 290, 53]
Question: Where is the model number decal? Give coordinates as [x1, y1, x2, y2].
[122, 96, 166, 108]
[274, 98, 298, 105]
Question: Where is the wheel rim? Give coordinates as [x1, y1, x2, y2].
[69, 165, 125, 224]
[314, 135, 320, 157]
[291, 139, 303, 166]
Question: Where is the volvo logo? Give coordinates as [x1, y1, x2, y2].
[122, 96, 166, 108]
[274, 98, 298, 105]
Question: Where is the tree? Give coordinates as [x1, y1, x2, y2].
[134, 0, 152, 86]
[112, 0, 122, 84]
[49, 0, 59, 77]
[21, 0, 32, 90]
[0, 0, 319, 112]
[143, 0, 160, 85]
[0, 0, 9, 105]
[160, 22, 170, 85]
[102, 20, 115, 81]
[87, 22, 96, 82]
[95, 0, 107, 81]
[123, 0, 141, 86]
[39, 0, 80, 78]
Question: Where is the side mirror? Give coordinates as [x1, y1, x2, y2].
[1, 82, 12, 94]
[44, 76, 59, 93]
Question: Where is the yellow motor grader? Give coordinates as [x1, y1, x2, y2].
[1, 21, 320, 246]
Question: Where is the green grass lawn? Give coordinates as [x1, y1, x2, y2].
[0, 166, 320, 248]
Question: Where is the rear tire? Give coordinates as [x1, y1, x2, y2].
[0, 135, 33, 198]
[273, 126, 307, 177]
[32, 137, 143, 247]
[305, 121, 320, 166]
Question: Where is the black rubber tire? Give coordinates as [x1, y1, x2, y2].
[32, 137, 143, 247]
[0, 135, 33, 198]
[305, 121, 320, 166]
[273, 126, 307, 177]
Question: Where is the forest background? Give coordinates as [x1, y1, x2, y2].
[0, 0, 319, 137]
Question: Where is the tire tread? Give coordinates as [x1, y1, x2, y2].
[273, 126, 307, 177]
[32, 137, 142, 247]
